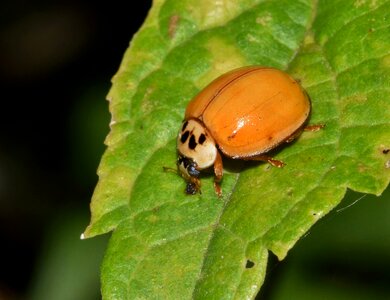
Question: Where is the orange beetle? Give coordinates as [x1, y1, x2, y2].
[177, 66, 321, 196]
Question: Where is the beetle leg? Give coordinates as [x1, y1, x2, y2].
[252, 124, 325, 168]
[213, 151, 223, 196]
[285, 124, 325, 143]
[213, 182, 222, 197]
[252, 155, 286, 168]
[162, 166, 178, 174]
[187, 177, 201, 195]
[304, 124, 325, 132]
[284, 129, 303, 143]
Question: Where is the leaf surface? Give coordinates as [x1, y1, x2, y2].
[84, 0, 390, 298]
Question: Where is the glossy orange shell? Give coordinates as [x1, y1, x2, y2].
[185, 67, 310, 158]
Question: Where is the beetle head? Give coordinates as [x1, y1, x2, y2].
[177, 119, 217, 194]
[177, 155, 201, 194]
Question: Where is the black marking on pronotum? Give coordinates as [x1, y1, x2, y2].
[182, 121, 188, 132]
[245, 260, 255, 269]
[180, 131, 190, 143]
[198, 133, 206, 145]
[189, 135, 197, 150]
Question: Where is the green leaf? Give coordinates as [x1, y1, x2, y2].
[84, 0, 390, 298]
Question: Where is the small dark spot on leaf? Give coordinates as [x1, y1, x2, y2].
[180, 131, 189, 143]
[268, 136, 273, 141]
[382, 148, 389, 154]
[189, 135, 197, 150]
[168, 15, 180, 38]
[246, 260, 255, 269]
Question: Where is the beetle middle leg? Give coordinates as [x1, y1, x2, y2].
[252, 155, 286, 168]
[285, 124, 325, 143]
[213, 151, 223, 196]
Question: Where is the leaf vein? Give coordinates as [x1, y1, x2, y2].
[191, 173, 241, 298]
[323, 1, 390, 49]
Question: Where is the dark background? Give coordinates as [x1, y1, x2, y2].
[0, 1, 389, 300]
[0, 1, 151, 299]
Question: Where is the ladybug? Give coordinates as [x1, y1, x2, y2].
[177, 66, 322, 196]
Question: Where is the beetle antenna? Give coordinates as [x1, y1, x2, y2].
[163, 166, 178, 174]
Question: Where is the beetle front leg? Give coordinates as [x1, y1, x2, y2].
[186, 177, 201, 195]
[213, 151, 223, 196]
